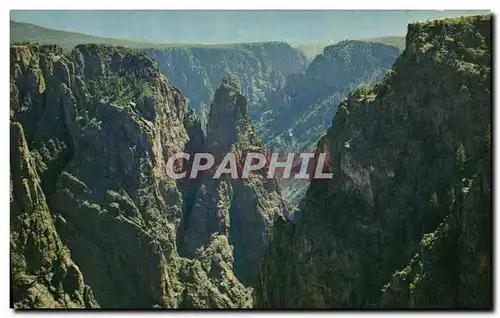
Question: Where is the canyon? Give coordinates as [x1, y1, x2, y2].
[10, 14, 492, 309]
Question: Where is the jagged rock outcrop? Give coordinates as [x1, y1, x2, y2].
[10, 44, 254, 308]
[178, 234, 252, 308]
[179, 75, 286, 287]
[255, 15, 491, 309]
[144, 42, 307, 122]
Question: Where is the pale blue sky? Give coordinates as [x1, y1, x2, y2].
[10, 10, 489, 44]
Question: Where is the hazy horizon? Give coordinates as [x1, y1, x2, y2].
[10, 10, 490, 45]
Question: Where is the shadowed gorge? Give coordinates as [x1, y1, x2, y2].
[179, 75, 286, 286]
[254, 40, 401, 205]
[145, 43, 308, 121]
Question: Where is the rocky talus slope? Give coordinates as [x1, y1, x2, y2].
[10, 44, 276, 308]
[255, 15, 491, 308]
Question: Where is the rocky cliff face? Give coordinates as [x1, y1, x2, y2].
[10, 121, 99, 309]
[255, 15, 491, 308]
[10, 45, 263, 308]
[144, 42, 307, 122]
[179, 75, 286, 287]
[254, 41, 401, 205]
[11, 44, 189, 308]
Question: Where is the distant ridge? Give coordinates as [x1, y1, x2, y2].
[11, 20, 405, 53]
[10, 20, 161, 49]
[295, 36, 406, 59]
[11, 20, 299, 51]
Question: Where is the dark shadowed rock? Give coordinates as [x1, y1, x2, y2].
[179, 77, 286, 286]
[256, 15, 491, 309]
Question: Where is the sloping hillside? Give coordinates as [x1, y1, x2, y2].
[10, 21, 160, 49]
